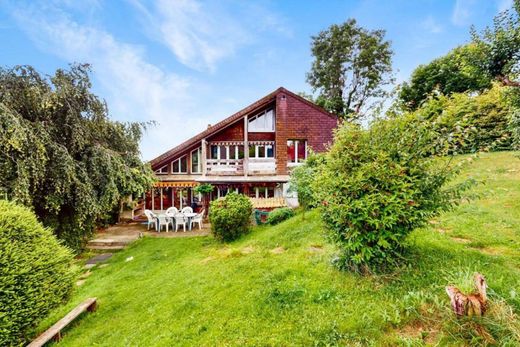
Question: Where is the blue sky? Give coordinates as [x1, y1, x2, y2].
[0, 0, 513, 160]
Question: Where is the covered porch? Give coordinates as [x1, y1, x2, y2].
[144, 181, 201, 213]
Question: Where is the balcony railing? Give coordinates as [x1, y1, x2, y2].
[206, 159, 244, 175]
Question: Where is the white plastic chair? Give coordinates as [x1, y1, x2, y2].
[181, 206, 193, 214]
[144, 210, 156, 230]
[166, 206, 178, 216]
[191, 209, 205, 230]
[156, 214, 170, 232]
[174, 213, 187, 232]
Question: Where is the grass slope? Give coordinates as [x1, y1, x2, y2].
[39, 152, 520, 346]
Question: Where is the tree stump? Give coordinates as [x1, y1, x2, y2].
[446, 273, 487, 317]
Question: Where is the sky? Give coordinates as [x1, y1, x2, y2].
[0, 0, 514, 160]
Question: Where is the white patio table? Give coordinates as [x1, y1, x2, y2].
[183, 212, 197, 231]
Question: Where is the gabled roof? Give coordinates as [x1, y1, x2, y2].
[149, 87, 336, 168]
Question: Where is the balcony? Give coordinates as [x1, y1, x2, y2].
[248, 158, 276, 175]
[206, 159, 244, 175]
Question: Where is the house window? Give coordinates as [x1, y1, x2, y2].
[210, 145, 244, 160]
[248, 109, 275, 132]
[191, 148, 201, 173]
[249, 144, 275, 159]
[155, 165, 168, 175]
[249, 187, 275, 198]
[287, 140, 307, 163]
[172, 156, 187, 174]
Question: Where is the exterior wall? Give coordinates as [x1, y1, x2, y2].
[275, 92, 338, 175]
[207, 120, 243, 142]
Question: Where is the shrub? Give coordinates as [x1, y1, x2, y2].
[313, 118, 469, 273]
[288, 153, 325, 218]
[209, 193, 253, 241]
[0, 200, 76, 346]
[267, 207, 295, 225]
[413, 84, 513, 153]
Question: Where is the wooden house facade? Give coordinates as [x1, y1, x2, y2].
[145, 87, 338, 212]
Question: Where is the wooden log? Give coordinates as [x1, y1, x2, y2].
[28, 298, 97, 347]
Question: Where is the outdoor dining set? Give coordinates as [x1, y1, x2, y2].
[144, 207, 205, 232]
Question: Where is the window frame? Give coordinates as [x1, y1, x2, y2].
[191, 148, 201, 174]
[248, 109, 275, 133]
[287, 140, 307, 164]
[171, 155, 188, 174]
[249, 143, 275, 159]
[155, 165, 168, 175]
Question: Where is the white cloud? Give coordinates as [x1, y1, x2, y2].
[497, 0, 514, 12]
[131, 0, 250, 72]
[10, 2, 210, 160]
[451, 0, 476, 26]
[131, 0, 292, 73]
[421, 16, 443, 34]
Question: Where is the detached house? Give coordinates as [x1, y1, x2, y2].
[145, 87, 337, 212]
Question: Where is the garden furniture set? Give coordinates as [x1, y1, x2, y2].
[144, 207, 204, 232]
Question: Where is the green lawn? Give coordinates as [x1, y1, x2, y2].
[38, 152, 520, 346]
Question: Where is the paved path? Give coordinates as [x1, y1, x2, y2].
[87, 222, 210, 250]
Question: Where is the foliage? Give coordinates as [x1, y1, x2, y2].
[0, 65, 154, 250]
[307, 19, 393, 121]
[399, 44, 492, 110]
[288, 152, 325, 218]
[414, 83, 513, 153]
[194, 183, 214, 195]
[470, 0, 520, 88]
[266, 207, 295, 225]
[0, 200, 76, 346]
[209, 192, 253, 241]
[313, 118, 469, 273]
[36, 152, 520, 346]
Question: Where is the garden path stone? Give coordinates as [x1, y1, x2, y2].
[86, 253, 113, 265]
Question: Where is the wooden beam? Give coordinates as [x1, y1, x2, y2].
[244, 115, 248, 176]
[28, 298, 97, 347]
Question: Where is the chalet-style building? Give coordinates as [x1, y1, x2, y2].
[145, 87, 337, 212]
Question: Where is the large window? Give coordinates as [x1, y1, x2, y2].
[248, 186, 275, 198]
[249, 144, 274, 159]
[172, 156, 187, 174]
[155, 165, 168, 175]
[210, 145, 244, 160]
[191, 148, 201, 173]
[287, 140, 307, 163]
[248, 109, 275, 132]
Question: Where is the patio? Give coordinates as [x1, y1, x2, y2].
[87, 221, 210, 251]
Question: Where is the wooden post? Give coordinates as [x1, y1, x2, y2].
[201, 139, 207, 176]
[244, 115, 248, 176]
[151, 188, 155, 211]
[160, 188, 163, 211]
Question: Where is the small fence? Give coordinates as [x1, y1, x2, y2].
[249, 197, 286, 209]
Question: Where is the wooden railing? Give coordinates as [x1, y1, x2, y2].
[248, 158, 276, 174]
[206, 159, 244, 175]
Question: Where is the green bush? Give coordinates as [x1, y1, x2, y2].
[413, 84, 513, 153]
[0, 200, 76, 346]
[313, 119, 469, 273]
[267, 207, 295, 225]
[209, 193, 253, 242]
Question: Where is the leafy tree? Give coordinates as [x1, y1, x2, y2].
[313, 118, 470, 273]
[307, 19, 393, 121]
[399, 44, 492, 110]
[413, 83, 513, 153]
[471, 0, 520, 87]
[0, 64, 154, 250]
